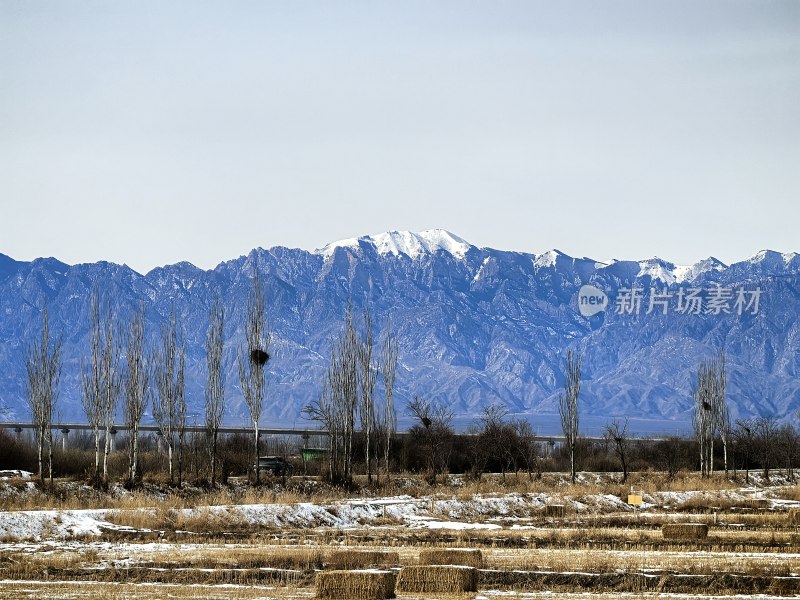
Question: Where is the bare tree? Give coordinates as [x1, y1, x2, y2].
[693, 361, 714, 476]
[25, 303, 62, 487]
[407, 396, 454, 484]
[153, 308, 184, 485]
[513, 419, 539, 480]
[100, 303, 120, 485]
[304, 371, 338, 481]
[714, 353, 731, 474]
[693, 354, 728, 477]
[558, 350, 582, 484]
[603, 417, 631, 483]
[238, 267, 270, 485]
[304, 330, 354, 485]
[205, 294, 225, 485]
[123, 305, 150, 486]
[478, 404, 515, 479]
[358, 307, 377, 484]
[334, 303, 359, 484]
[733, 419, 755, 484]
[81, 291, 119, 486]
[380, 315, 398, 479]
[777, 423, 799, 481]
[753, 416, 778, 481]
[176, 341, 186, 487]
[82, 292, 104, 484]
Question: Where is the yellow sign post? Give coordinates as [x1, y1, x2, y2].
[627, 494, 643, 506]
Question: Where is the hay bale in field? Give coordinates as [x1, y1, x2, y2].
[315, 569, 396, 599]
[327, 549, 400, 569]
[544, 504, 565, 518]
[418, 548, 483, 568]
[396, 565, 478, 594]
[662, 523, 709, 540]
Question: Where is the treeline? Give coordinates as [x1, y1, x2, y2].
[2, 415, 798, 485]
[400, 404, 800, 483]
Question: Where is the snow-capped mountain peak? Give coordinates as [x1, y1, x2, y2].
[533, 249, 569, 269]
[673, 257, 727, 283]
[747, 249, 800, 267]
[637, 258, 678, 285]
[318, 229, 472, 260]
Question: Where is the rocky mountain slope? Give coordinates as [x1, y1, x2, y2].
[1, 230, 797, 434]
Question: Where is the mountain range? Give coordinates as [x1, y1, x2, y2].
[1, 230, 798, 435]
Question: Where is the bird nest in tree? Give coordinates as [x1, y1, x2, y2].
[250, 348, 269, 365]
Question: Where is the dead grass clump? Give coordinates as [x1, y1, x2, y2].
[172, 507, 245, 532]
[315, 569, 396, 599]
[418, 548, 483, 568]
[105, 505, 247, 533]
[396, 565, 478, 593]
[662, 523, 709, 540]
[741, 498, 770, 510]
[327, 550, 400, 569]
[105, 508, 168, 530]
[776, 485, 800, 502]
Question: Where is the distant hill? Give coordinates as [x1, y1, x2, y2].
[1, 230, 798, 435]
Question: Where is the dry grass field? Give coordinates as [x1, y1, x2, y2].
[0, 471, 798, 599]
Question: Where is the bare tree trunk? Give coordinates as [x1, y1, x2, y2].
[124, 306, 149, 486]
[694, 354, 728, 478]
[205, 295, 225, 486]
[176, 344, 186, 487]
[154, 308, 182, 486]
[238, 264, 270, 486]
[381, 316, 398, 480]
[100, 299, 120, 486]
[25, 302, 61, 489]
[37, 426, 44, 486]
[717, 353, 729, 475]
[82, 291, 104, 485]
[603, 418, 630, 483]
[359, 307, 376, 485]
[559, 350, 581, 484]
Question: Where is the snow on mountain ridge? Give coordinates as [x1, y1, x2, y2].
[674, 257, 727, 283]
[533, 249, 606, 270]
[747, 249, 800, 267]
[318, 229, 472, 260]
[636, 258, 678, 285]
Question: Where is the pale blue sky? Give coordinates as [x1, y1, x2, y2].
[1, 1, 798, 273]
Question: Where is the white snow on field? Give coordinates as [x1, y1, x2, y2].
[0, 509, 137, 541]
[0, 470, 32, 480]
[0, 483, 797, 542]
